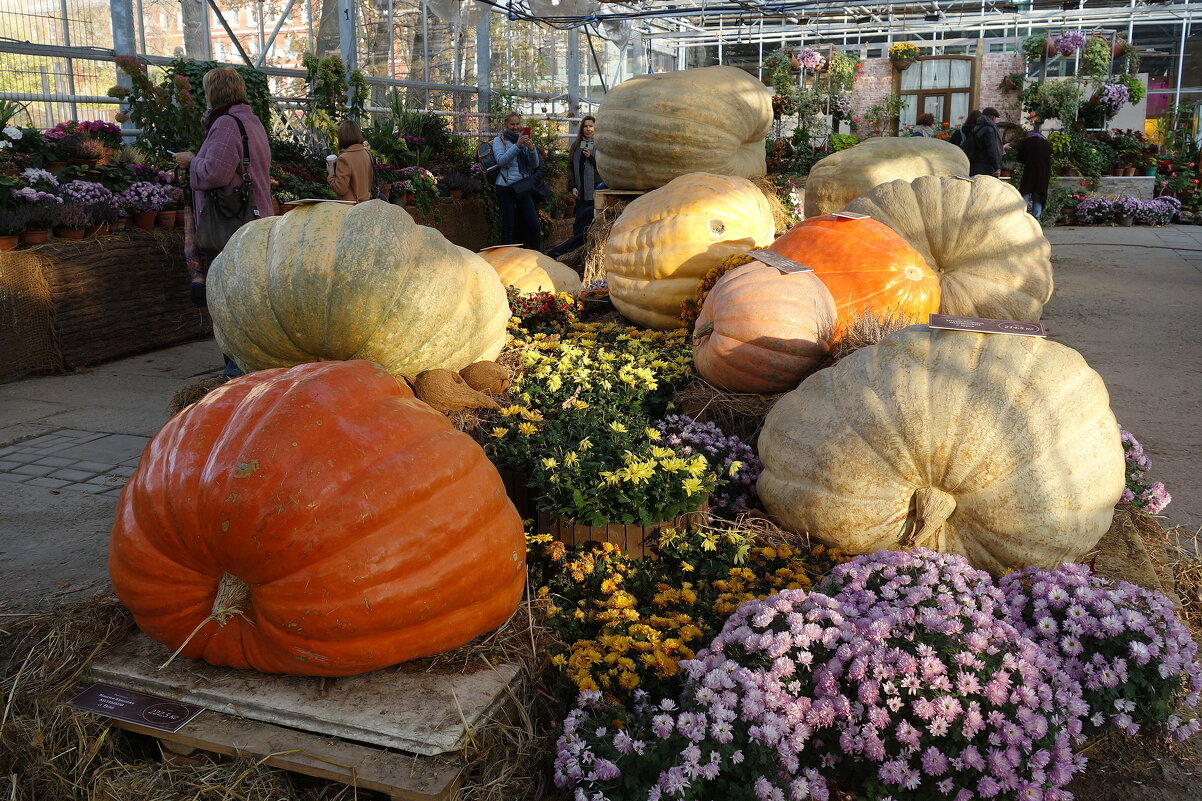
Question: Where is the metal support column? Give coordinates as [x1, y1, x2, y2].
[59, 0, 78, 121]
[338, 0, 357, 72]
[567, 27, 580, 116]
[110, 0, 137, 135]
[476, 11, 492, 124]
[1175, 6, 1191, 110]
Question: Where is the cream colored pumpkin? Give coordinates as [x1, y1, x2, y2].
[480, 246, 583, 295]
[844, 175, 1053, 321]
[208, 200, 509, 375]
[803, 137, 969, 217]
[606, 173, 777, 330]
[594, 66, 773, 191]
[757, 325, 1125, 575]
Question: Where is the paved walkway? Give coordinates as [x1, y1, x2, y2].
[0, 226, 1199, 611]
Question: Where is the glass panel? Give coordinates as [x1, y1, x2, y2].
[949, 59, 972, 88]
[900, 97, 918, 127]
[950, 93, 970, 127]
[922, 59, 952, 89]
[923, 95, 946, 123]
[900, 65, 922, 91]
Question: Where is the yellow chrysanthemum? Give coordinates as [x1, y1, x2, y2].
[490, 427, 509, 438]
[609, 421, 627, 433]
[518, 422, 538, 436]
[645, 428, 662, 441]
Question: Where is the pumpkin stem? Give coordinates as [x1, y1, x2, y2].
[903, 487, 957, 551]
[693, 321, 714, 344]
[157, 573, 253, 671]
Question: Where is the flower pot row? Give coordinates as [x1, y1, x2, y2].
[0, 218, 137, 251]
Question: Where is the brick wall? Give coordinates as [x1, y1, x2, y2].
[977, 52, 1026, 124]
[847, 50, 1027, 129]
[850, 57, 896, 125]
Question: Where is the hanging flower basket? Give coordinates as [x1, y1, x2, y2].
[891, 57, 914, 72]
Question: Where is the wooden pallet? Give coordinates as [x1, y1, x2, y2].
[593, 188, 646, 210]
[107, 709, 463, 801]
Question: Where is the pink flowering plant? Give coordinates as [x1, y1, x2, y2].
[119, 181, 176, 213]
[1119, 429, 1172, 513]
[1053, 30, 1086, 56]
[58, 180, 120, 225]
[12, 186, 63, 229]
[556, 549, 1086, 801]
[1000, 564, 1202, 743]
[796, 48, 826, 71]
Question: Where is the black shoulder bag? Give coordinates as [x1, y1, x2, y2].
[195, 115, 260, 257]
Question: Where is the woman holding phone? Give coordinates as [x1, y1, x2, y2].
[490, 112, 542, 251]
[548, 115, 601, 259]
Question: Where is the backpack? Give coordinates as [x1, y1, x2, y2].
[476, 140, 499, 184]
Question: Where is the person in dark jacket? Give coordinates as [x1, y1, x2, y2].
[1016, 128, 1053, 218]
[966, 107, 1005, 177]
[949, 109, 980, 148]
[547, 116, 600, 259]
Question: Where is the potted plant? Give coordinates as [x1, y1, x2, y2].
[888, 42, 920, 71]
[1053, 29, 1087, 57]
[999, 72, 1025, 92]
[399, 166, 438, 219]
[12, 186, 62, 244]
[796, 47, 826, 72]
[0, 176, 24, 250]
[1111, 195, 1141, 226]
[156, 185, 183, 228]
[439, 171, 476, 200]
[120, 181, 170, 230]
[1022, 34, 1055, 63]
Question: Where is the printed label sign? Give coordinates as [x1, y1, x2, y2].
[70, 683, 204, 733]
[928, 313, 1047, 338]
[748, 250, 812, 275]
[830, 211, 872, 220]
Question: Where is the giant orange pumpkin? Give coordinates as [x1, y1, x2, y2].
[692, 261, 837, 394]
[108, 360, 525, 677]
[769, 216, 940, 335]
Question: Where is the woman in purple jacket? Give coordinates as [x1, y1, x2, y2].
[173, 67, 274, 377]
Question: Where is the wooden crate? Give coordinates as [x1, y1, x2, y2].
[106, 710, 462, 801]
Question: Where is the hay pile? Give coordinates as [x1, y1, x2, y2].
[0, 590, 561, 801]
[675, 379, 781, 448]
[582, 201, 632, 285]
[751, 175, 794, 235]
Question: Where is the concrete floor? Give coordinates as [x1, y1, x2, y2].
[0, 225, 1199, 613]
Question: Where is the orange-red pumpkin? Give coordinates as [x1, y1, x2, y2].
[693, 261, 837, 394]
[108, 360, 525, 677]
[769, 216, 940, 335]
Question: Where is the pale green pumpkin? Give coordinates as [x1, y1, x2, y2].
[207, 200, 509, 375]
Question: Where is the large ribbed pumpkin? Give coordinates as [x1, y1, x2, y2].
[208, 200, 509, 376]
[480, 246, 583, 295]
[594, 66, 773, 190]
[693, 261, 837, 394]
[109, 360, 525, 676]
[769, 216, 940, 335]
[607, 173, 777, 330]
[757, 325, 1126, 575]
[803, 137, 969, 217]
[844, 175, 1054, 321]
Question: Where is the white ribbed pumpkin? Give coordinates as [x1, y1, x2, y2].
[594, 66, 773, 191]
[844, 175, 1054, 321]
[479, 246, 583, 295]
[606, 173, 777, 330]
[208, 200, 509, 376]
[757, 325, 1125, 574]
[803, 137, 970, 217]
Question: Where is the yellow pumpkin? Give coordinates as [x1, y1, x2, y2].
[606, 173, 777, 330]
[594, 66, 774, 191]
[757, 325, 1126, 575]
[208, 200, 509, 376]
[803, 137, 970, 217]
[843, 175, 1054, 321]
[480, 246, 583, 295]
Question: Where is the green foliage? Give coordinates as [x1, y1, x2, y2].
[1081, 37, 1113, 78]
[112, 57, 271, 160]
[1022, 34, 1050, 63]
[855, 93, 906, 137]
[1118, 73, 1147, 105]
[825, 51, 857, 95]
[0, 99, 28, 129]
[999, 72, 1025, 92]
[1023, 79, 1082, 126]
[488, 85, 522, 129]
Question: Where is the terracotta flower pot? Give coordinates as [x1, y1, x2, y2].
[450, 189, 464, 199]
[54, 227, 86, 240]
[404, 193, 415, 206]
[132, 211, 157, 231]
[110, 217, 128, 231]
[0, 234, 18, 251]
[156, 210, 178, 229]
[20, 229, 49, 245]
[45, 161, 66, 173]
[1124, 166, 1137, 176]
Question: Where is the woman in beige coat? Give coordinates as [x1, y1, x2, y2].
[327, 119, 373, 203]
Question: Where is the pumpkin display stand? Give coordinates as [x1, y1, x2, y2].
[535, 511, 708, 559]
[85, 631, 523, 800]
